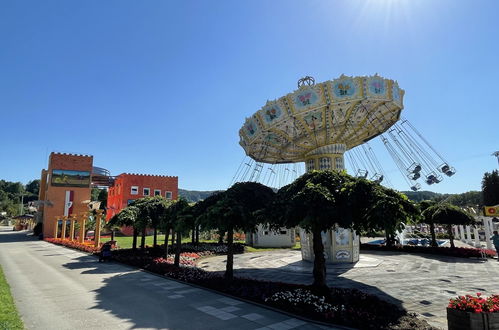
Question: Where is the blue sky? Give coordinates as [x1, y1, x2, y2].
[1, 0, 497, 193]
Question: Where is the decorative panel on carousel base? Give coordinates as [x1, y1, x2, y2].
[299, 227, 359, 264]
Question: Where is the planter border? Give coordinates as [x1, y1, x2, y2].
[447, 307, 499, 330]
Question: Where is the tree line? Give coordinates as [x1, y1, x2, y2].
[0, 179, 39, 218]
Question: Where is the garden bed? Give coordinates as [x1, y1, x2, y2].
[361, 243, 497, 259]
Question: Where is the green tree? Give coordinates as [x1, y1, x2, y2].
[268, 171, 418, 292]
[205, 182, 274, 281]
[169, 199, 191, 266]
[419, 200, 438, 247]
[133, 196, 171, 247]
[158, 198, 189, 262]
[25, 180, 40, 195]
[108, 206, 140, 250]
[91, 188, 108, 211]
[268, 171, 353, 291]
[360, 185, 419, 247]
[191, 192, 225, 242]
[423, 203, 475, 248]
[482, 170, 499, 206]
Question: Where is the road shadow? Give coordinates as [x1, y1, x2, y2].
[89, 272, 192, 329]
[230, 264, 405, 310]
[61, 255, 135, 274]
[0, 228, 38, 244]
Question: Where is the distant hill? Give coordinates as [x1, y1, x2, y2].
[401, 190, 442, 202]
[179, 189, 222, 202]
[401, 190, 482, 206]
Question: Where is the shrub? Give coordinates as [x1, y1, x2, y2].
[180, 242, 244, 254]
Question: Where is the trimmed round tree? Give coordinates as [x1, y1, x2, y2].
[422, 203, 475, 248]
[107, 205, 139, 250]
[419, 200, 438, 247]
[268, 170, 353, 292]
[204, 182, 275, 281]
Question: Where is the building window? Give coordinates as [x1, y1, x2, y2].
[143, 188, 150, 196]
[154, 189, 161, 196]
[280, 230, 287, 235]
[165, 191, 172, 199]
[131, 186, 139, 195]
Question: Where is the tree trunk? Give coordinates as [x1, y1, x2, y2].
[385, 230, 393, 247]
[195, 225, 199, 244]
[140, 227, 146, 250]
[311, 228, 328, 294]
[153, 227, 158, 247]
[429, 222, 438, 247]
[174, 230, 181, 267]
[218, 229, 224, 244]
[191, 225, 195, 243]
[171, 229, 175, 246]
[448, 225, 455, 248]
[164, 227, 170, 257]
[225, 226, 234, 281]
[132, 228, 138, 250]
[111, 230, 115, 241]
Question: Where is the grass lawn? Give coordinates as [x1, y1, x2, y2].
[0, 266, 23, 330]
[244, 242, 301, 252]
[101, 235, 245, 249]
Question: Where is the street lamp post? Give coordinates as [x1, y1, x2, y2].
[493, 151, 499, 166]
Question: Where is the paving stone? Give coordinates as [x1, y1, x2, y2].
[282, 318, 307, 327]
[220, 306, 241, 312]
[242, 313, 264, 321]
[218, 297, 245, 305]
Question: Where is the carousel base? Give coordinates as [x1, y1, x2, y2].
[300, 228, 360, 264]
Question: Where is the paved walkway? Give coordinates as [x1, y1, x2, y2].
[0, 227, 333, 330]
[198, 249, 499, 329]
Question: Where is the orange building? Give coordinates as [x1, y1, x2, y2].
[106, 173, 178, 221]
[38, 153, 93, 238]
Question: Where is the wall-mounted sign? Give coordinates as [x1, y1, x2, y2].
[51, 170, 90, 187]
[484, 206, 499, 216]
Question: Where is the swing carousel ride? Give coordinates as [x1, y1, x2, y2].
[235, 74, 456, 262]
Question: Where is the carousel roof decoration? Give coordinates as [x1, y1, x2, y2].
[234, 74, 455, 191]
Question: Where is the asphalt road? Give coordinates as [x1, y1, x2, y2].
[0, 227, 331, 330]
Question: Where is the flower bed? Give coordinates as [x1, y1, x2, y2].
[180, 242, 245, 254]
[448, 293, 499, 313]
[361, 243, 497, 259]
[447, 293, 499, 329]
[44, 238, 100, 254]
[110, 247, 213, 269]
